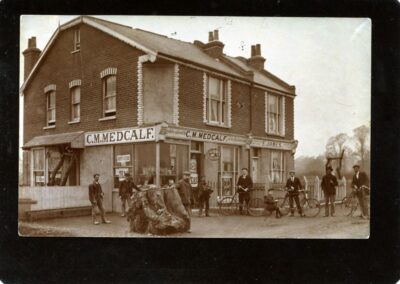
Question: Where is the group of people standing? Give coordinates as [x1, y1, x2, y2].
[88, 163, 370, 227]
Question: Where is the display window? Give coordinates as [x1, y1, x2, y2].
[218, 145, 239, 197]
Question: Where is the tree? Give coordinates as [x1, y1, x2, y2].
[352, 125, 370, 169]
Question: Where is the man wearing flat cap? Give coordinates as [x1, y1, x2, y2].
[176, 171, 193, 232]
[89, 174, 111, 225]
[321, 166, 338, 217]
[119, 172, 140, 217]
[351, 164, 370, 219]
[285, 170, 305, 217]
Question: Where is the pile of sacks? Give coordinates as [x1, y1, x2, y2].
[127, 186, 190, 235]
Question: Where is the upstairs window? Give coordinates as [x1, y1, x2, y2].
[206, 75, 227, 125]
[71, 86, 81, 121]
[103, 75, 116, 117]
[74, 29, 80, 51]
[46, 90, 56, 126]
[265, 93, 285, 136]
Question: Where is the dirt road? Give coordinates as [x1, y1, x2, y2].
[19, 207, 368, 238]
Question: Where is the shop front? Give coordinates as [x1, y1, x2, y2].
[21, 124, 296, 213]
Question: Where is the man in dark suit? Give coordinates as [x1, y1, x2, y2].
[321, 166, 338, 217]
[89, 174, 111, 225]
[351, 164, 370, 219]
[119, 173, 140, 217]
[176, 171, 193, 232]
[285, 170, 305, 217]
[237, 168, 253, 215]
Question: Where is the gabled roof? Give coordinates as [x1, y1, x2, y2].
[21, 15, 295, 95]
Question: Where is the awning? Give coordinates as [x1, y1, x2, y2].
[22, 131, 85, 149]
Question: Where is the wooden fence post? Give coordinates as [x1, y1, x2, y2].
[315, 176, 321, 201]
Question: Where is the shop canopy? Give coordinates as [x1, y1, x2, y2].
[22, 131, 85, 150]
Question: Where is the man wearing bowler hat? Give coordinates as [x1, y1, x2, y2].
[321, 166, 339, 217]
[285, 170, 305, 217]
[351, 164, 370, 219]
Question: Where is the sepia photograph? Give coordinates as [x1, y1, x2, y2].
[18, 15, 371, 238]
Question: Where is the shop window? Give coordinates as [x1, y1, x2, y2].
[160, 143, 189, 186]
[46, 90, 56, 126]
[46, 146, 79, 186]
[70, 86, 81, 121]
[32, 148, 45, 186]
[30, 146, 79, 186]
[206, 75, 227, 125]
[135, 143, 156, 185]
[103, 75, 116, 117]
[113, 144, 134, 188]
[270, 151, 285, 184]
[219, 146, 239, 197]
[266, 93, 285, 135]
[73, 29, 80, 51]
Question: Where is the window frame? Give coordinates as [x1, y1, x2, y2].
[102, 75, 117, 117]
[206, 75, 228, 126]
[270, 151, 286, 184]
[70, 86, 81, 121]
[74, 29, 80, 51]
[46, 90, 56, 126]
[265, 92, 285, 136]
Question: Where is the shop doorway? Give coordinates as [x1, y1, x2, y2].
[190, 141, 204, 207]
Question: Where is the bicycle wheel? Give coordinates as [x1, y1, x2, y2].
[218, 197, 237, 216]
[301, 198, 320, 217]
[248, 198, 264, 217]
[342, 196, 357, 216]
[276, 197, 290, 216]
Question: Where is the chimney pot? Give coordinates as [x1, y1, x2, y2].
[28, 37, 37, 48]
[208, 31, 214, 42]
[251, 45, 256, 57]
[256, 44, 261, 56]
[213, 30, 219, 41]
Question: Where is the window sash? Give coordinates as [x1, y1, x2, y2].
[103, 76, 117, 114]
[207, 76, 226, 124]
[47, 92, 56, 124]
[267, 94, 283, 134]
[74, 29, 80, 50]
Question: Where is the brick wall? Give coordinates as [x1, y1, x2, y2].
[23, 23, 144, 144]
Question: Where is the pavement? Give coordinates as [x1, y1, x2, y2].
[19, 206, 369, 239]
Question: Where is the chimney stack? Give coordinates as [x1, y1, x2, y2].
[203, 29, 224, 58]
[23, 37, 41, 80]
[247, 44, 265, 71]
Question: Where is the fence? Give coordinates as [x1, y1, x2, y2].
[19, 186, 91, 211]
[303, 176, 349, 203]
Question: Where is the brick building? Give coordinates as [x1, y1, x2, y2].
[20, 16, 298, 212]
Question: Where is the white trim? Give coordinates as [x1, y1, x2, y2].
[137, 56, 144, 126]
[20, 16, 157, 95]
[203, 72, 207, 123]
[265, 92, 268, 134]
[81, 17, 157, 58]
[281, 96, 286, 137]
[100, 68, 117, 79]
[44, 84, 56, 93]
[227, 80, 232, 128]
[43, 125, 56, 130]
[69, 79, 81, 89]
[173, 64, 180, 125]
[98, 116, 116, 122]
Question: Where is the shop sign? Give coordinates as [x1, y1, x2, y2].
[206, 148, 220, 161]
[251, 139, 293, 150]
[190, 173, 198, 187]
[85, 127, 157, 146]
[117, 154, 131, 164]
[165, 128, 247, 146]
[115, 168, 129, 180]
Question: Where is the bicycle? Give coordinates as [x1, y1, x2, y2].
[217, 190, 264, 217]
[341, 186, 369, 217]
[276, 188, 321, 217]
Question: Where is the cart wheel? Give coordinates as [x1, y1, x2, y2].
[301, 198, 320, 217]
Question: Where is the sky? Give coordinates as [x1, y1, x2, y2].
[19, 15, 371, 157]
